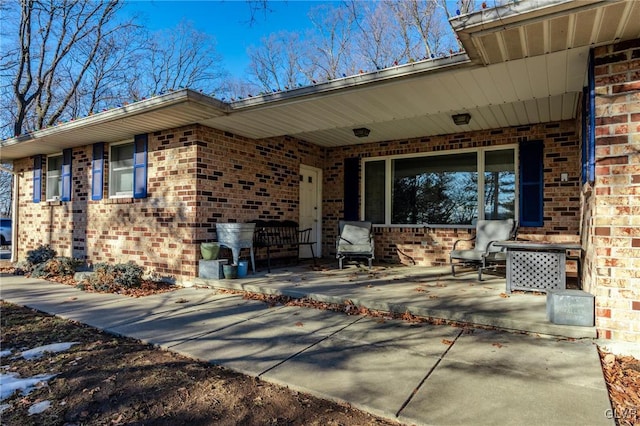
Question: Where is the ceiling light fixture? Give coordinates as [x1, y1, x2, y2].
[352, 127, 371, 138]
[452, 113, 471, 125]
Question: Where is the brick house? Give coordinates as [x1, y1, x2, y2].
[1, 0, 639, 342]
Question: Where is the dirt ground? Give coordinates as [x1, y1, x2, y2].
[0, 302, 397, 426]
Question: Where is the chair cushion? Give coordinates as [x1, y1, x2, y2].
[451, 250, 507, 262]
[338, 244, 373, 254]
[340, 224, 371, 246]
[337, 224, 373, 256]
[450, 249, 484, 262]
[475, 219, 515, 252]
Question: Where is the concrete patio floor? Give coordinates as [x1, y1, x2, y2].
[195, 261, 596, 339]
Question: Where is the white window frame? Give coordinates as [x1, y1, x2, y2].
[361, 145, 519, 228]
[46, 153, 63, 201]
[109, 140, 135, 198]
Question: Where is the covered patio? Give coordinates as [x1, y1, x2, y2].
[195, 262, 594, 340]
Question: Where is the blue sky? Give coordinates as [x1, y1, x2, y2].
[124, 1, 333, 78]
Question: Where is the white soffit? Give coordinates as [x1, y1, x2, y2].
[452, 0, 640, 65]
[200, 47, 588, 146]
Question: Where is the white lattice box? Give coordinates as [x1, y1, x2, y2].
[507, 250, 566, 292]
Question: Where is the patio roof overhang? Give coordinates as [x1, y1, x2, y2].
[1, 0, 638, 162]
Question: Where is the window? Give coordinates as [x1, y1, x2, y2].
[363, 147, 516, 226]
[109, 142, 135, 197]
[108, 134, 147, 199]
[484, 149, 516, 220]
[46, 154, 63, 201]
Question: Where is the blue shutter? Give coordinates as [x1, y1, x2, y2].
[587, 49, 596, 183]
[33, 155, 42, 203]
[133, 134, 148, 199]
[344, 157, 360, 221]
[61, 148, 72, 202]
[581, 51, 596, 184]
[519, 140, 544, 227]
[91, 143, 104, 200]
[581, 86, 588, 184]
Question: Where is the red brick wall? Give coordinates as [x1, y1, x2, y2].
[194, 126, 324, 261]
[322, 121, 582, 264]
[13, 124, 324, 284]
[589, 39, 640, 342]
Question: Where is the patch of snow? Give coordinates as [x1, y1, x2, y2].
[28, 400, 51, 415]
[19, 342, 79, 360]
[0, 372, 57, 401]
[0, 350, 12, 358]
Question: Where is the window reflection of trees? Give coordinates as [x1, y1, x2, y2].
[393, 171, 478, 225]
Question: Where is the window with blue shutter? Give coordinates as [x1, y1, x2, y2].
[92, 143, 104, 200]
[133, 134, 148, 199]
[519, 140, 544, 227]
[33, 155, 42, 203]
[61, 148, 72, 202]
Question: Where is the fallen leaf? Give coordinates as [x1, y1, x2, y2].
[294, 321, 304, 327]
[603, 353, 616, 366]
[499, 293, 510, 298]
[442, 339, 454, 345]
[492, 342, 503, 348]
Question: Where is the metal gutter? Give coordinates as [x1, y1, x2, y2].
[227, 53, 473, 110]
[0, 89, 229, 150]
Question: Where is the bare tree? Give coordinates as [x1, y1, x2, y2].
[347, 1, 402, 70]
[247, 31, 305, 91]
[0, 164, 12, 217]
[1, 2, 228, 138]
[217, 77, 262, 101]
[7, 0, 135, 136]
[386, 0, 443, 60]
[142, 20, 225, 95]
[304, 4, 355, 82]
[246, 1, 462, 95]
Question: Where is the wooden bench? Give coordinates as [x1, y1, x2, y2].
[250, 220, 316, 272]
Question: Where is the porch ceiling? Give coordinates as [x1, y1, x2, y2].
[200, 47, 587, 147]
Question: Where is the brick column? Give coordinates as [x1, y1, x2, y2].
[590, 39, 640, 342]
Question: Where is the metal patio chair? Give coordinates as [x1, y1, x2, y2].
[336, 220, 374, 269]
[450, 219, 518, 280]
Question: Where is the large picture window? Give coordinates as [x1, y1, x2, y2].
[363, 147, 516, 226]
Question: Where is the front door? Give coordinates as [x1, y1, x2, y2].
[299, 165, 322, 258]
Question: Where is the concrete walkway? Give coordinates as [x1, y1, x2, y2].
[1, 273, 613, 425]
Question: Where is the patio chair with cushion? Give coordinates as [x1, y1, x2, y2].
[336, 220, 374, 269]
[450, 219, 518, 280]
